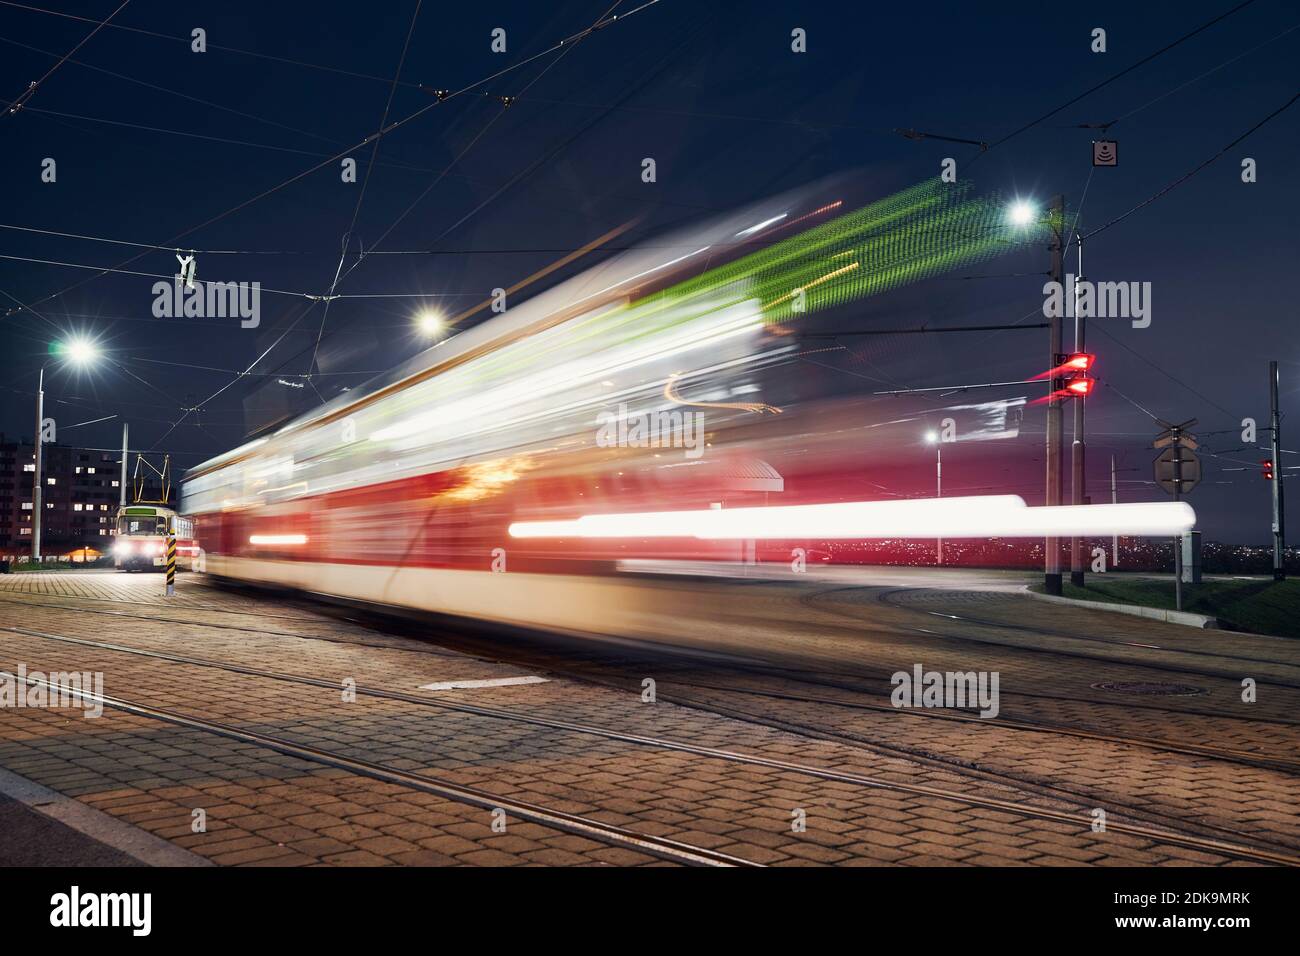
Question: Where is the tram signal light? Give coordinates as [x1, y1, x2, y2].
[1066, 378, 1094, 397]
[1262, 459, 1275, 480]
[1063, 352, 1094, 372]
[1034, 352, 1097, 384]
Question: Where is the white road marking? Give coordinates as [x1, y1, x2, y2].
[419, 676, 550, 691]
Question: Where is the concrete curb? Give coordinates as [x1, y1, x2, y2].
[1021, 587, 1219, 629]
[0, 766, 212, 866]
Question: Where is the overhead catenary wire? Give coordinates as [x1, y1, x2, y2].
[2, 0, 130, 115]
[307, 0, 425, 376]
[330, 0, 630, 297]
[1093, 323, 1241, 423]
[5, 5, 669, 453]
[0, 32, 341, 145]
[0, 0, 663, 333]
[1080, 91, 1300, 241]
[0, 251, 482, 308]
[0, 0, 432, 88]
[1073, 20, 1300, 132]
[983, 0, 1262, 152]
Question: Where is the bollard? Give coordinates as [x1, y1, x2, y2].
[165, 533, 176, 597]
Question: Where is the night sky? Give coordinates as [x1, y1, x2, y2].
[2, 0, 1296, 542]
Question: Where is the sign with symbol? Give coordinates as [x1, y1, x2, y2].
[1092, 140, 1118, 167]
[1154, 446, 1201, 495]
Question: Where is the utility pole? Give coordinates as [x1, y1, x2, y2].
[119, 422, 129, 509]
[1173, 450, 1184, 612]
[32, 368, 43, 561]
[1044, 194, 1064, 595]
[1070, 232, 1086, 587]
[936, 442, 943, 565]
[1270, 360, 1286, 581]
[1152, 418, 1199, 612]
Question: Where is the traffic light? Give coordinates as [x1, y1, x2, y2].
[1262, 458, 1275, 480]
[1030, 353, 1097, 405]
[1059, 352, 1094, 400]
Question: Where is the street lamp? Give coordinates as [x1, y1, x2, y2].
[415, 309, 446, 338]
[32, 338, 101, 561]
[1007, 200, 1037, 227]
[925, 431, 942, 565]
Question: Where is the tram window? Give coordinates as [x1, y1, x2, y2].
[118, 517, 165, 535]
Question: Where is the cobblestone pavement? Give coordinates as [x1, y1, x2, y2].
[0, 570, 1295, 867]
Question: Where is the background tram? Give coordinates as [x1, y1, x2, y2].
[112, 505, 196, 572]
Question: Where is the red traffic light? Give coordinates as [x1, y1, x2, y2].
[1035, 352, 1098, 381]
[1262, 458, 1275, 480]
[1066, 378, 1094, 396]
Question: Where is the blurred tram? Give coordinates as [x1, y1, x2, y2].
[181, 179, 1045, 634]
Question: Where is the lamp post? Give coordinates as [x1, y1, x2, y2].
[1008, 195, 1065, 595]
[31, 338, 101, 561]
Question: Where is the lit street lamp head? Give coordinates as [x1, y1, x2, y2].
[415, 310, 446, 337]
[1007, 201, 1037, 227]
[58, 337, 101, 366]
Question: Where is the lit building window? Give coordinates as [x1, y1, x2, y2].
[20, 528, 31, 536]
[111, 480, 119, 488]
[46, 477, 55, 485]
[87, 467, 96, 474]
[75, 467, 83, 474]
[21, 502, 31, 511]
[23, 463, 34, 472]
[74, 504, 83, 511]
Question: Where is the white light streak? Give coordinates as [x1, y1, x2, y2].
[509, 497, 1196, 540]
[248, 534, 308, 545]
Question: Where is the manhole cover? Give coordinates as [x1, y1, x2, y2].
[1091, 681, 1207, 697]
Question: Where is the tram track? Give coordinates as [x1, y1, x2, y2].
[7, 591, 1300, 723]
[3, 622, 1296, 867]
[6, 588, 1299, 759]
[7, 670, 753, 868]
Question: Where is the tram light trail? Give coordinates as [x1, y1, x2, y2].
[509, 497, 1196, 540]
